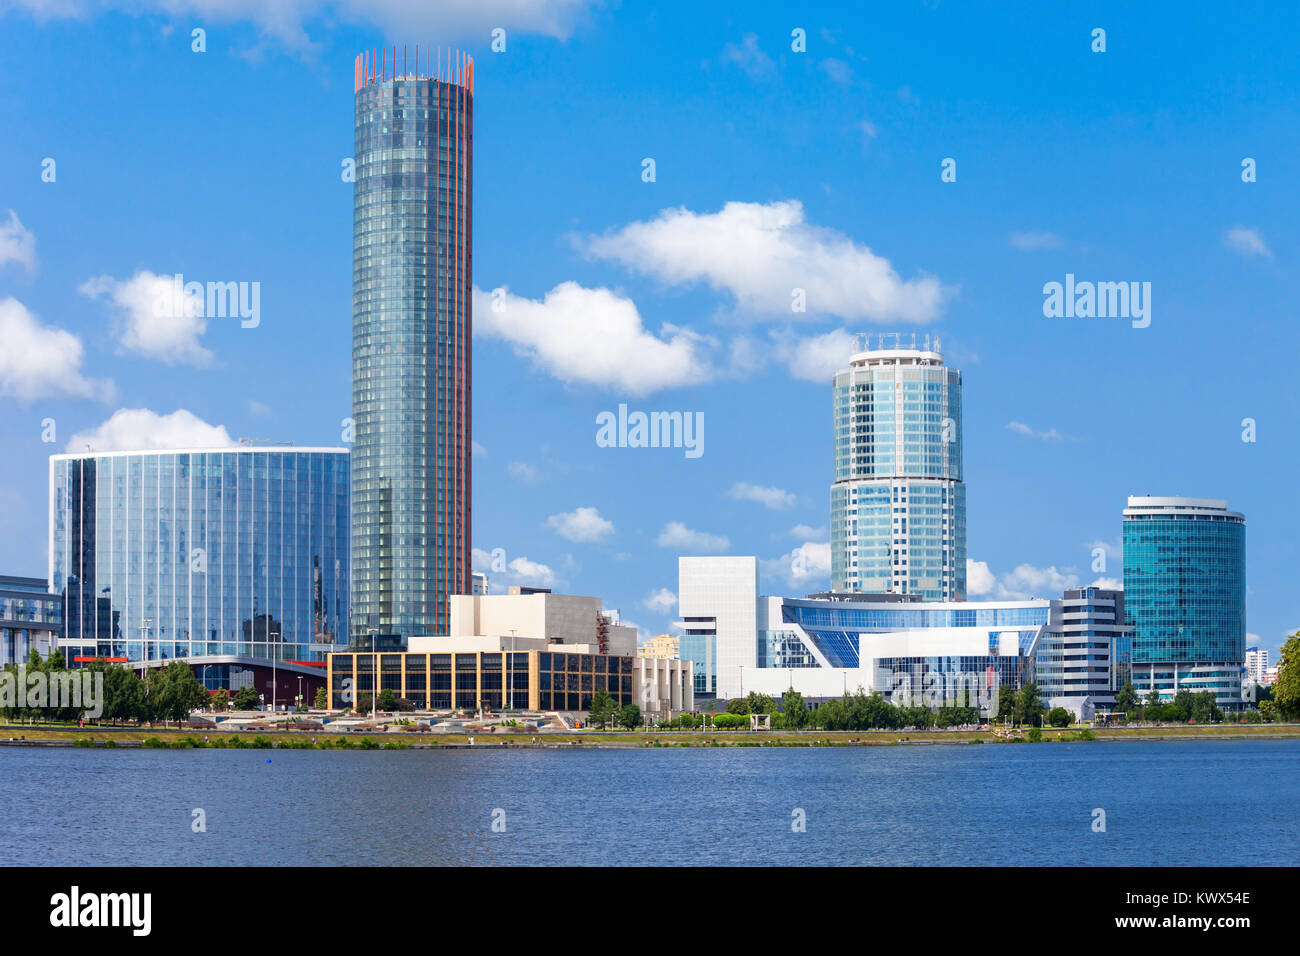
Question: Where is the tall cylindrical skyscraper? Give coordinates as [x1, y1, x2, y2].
[351, 47, 473, 642]
[830, 333, 965, 600]
[1123, 496, 1245, 705]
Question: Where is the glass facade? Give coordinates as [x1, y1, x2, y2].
[830, 340, 965, 600]
[49, 449, 349, 666]
[351, 51, 473, 642]
[760, 596, 1048, 672]
[1123, 499, 1245, 664]
[0, 575, 62, 667]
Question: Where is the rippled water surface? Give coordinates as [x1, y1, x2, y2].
[2, 740, 1296, 865]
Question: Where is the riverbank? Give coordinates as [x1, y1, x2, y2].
[2, 722, 1297, 749]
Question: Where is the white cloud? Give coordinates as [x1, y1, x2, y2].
[856, 118, 877, 144]
[763, 540, 832, 590]
[820, 58, 854, 85]
[80, 270, 214, 366]
[789, 524, 826, 540]
[472, 546, 557, 588]
[773, 327, 860, 383]
[472, 440, 487, 458]
[1007, 421, 1062, 441]
[968, 559, 1080, 601]
[508, 460, 540, 483]
[1008, 231, 1064, 251]
[583, 200, 948, 322]
[0, 298, 115, 404]
[247, 399, 271, 416]
[1088, 537, 1123, 563]
[1090, 577, 1121, 590]
[65, 408, 233, 453]
[656, 521, 730, 553]
[642, 587, 677, 615]
[720, 33, 775, 80]
[1225, 226, 1272, 259]
[7, 1, 595, 53]
[546, 506, 614, 544]
[0, 211, 36, 273]
[727, 481, 796, 510]
[966, 559, 996, 596]
[504, 555, 556, 587]
[474, 283, 711, 396]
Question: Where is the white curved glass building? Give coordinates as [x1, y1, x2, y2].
[830, 333, 965, 600]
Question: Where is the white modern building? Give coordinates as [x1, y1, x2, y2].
[830, 333, 965, 601]
[1036, 586, 1131, 720]
[678, 556, 1051, 711]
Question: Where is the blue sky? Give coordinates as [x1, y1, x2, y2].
[0, 1, 1296, 660]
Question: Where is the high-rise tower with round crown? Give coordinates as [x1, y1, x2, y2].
[830, 333, 965, 601]
[351, 47, 473, 643]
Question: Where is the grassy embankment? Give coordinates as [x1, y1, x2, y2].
[2, 722, 1298, 748]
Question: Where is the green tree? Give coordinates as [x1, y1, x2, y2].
[212, 687, 231, 712]
[1016, 682, 1045, 728]
[1274, 633, 1300, 720]
[1190, 691, 1222, 724]
[313, 687, 328, 709]
[745, 691, 775, 716]
[1047, 707, 1072, 728]
[232, 685, 261, 710]
[725, 697, 751, 715]
[377, 688, 398, 711]
[781, 688, 807, 730]
[1114, 681, 1138, 715]
[618, 704, 641, 731]
[151, 661, 208, 725]
[99, 664, 145, 724]
[996, 684, 1018, 725]
[1144, 687, 1160, 712]
[587, 689, 617, 729]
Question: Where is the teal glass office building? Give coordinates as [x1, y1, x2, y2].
[49, 448, 349, 666]
[830, 334, 965, 600]
[351, 46, 474, 643]
[1123, 496, 1246, 705]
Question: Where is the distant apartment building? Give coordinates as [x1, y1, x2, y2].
[1036, 586, 1131, 719]
[471, 572, 489, 596]
[830, 333, 965, 601]
[638, 633, 680, 659]
[1245, 646, 1268, 685]
[0, 575, 61, 667]
[1123, 496, 1246, 707]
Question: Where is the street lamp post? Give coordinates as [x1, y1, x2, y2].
[367, 627, 378, 719]
[270, 629, 280, 717]
[507, 628, 517, 712]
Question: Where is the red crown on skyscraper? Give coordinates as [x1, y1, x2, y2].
[354, 46, 474, 94]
